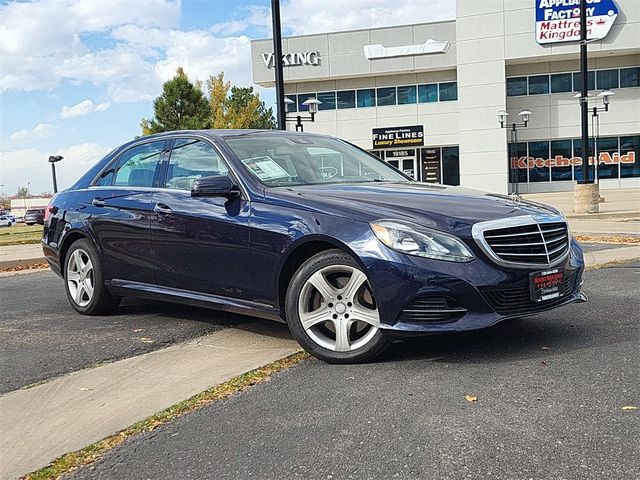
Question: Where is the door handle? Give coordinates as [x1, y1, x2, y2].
[154, 203, 173, 214]
[91, 197, 105, 207]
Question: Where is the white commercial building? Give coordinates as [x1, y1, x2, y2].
[251, 0, 639, 194]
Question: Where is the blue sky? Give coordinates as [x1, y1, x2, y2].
[0, 0, 454, 196]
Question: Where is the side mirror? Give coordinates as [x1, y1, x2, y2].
[191, 175, 240, 198]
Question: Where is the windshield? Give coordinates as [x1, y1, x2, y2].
[224, 134, 408, 187]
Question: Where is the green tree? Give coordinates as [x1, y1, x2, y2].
[140, 67, 210, 135]
[15, 187, 29, 198]
[228, 86, 276, 129]
[206, 72, 275, 129]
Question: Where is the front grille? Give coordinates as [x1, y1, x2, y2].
[482, 222, 569, 266]
[397, 297, 467, 324]
[483, 274, 575, 315]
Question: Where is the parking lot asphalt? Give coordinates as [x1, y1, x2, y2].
[0, 270, 250, 394]
[66, 262, 640, 480]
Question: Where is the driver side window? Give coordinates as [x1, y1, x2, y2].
[165, 139, 228, 191]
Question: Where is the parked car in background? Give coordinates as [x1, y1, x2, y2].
[0, 215, 16, 227]
[42, 130, 586, 363]
[25, 209, 45, 225]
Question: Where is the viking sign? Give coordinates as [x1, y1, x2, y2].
[262, 51, 321, 69]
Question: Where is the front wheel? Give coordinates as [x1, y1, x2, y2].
[64, 239, 121, 315]
[285, 249, 389, 364]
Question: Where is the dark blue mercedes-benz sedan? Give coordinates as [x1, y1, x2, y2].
[43, 130, 586, 363]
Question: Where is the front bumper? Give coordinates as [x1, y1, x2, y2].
[358, 235, 586, 334]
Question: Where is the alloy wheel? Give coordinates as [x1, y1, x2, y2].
[298, 264, 380, 352]
[66, 249, 95, 307]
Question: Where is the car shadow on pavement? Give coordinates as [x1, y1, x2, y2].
[377, 313, 593, 364]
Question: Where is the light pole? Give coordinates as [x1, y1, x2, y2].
[48, 155, 63, 193]
[497, 109, 531, 195]
[285, 97, 322, 131]
[271, 0, 286, 130]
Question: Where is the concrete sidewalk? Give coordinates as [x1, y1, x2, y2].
[0, 243, 44, 268]
[524, 188, 640, 219]
[0, 322, 299, 480]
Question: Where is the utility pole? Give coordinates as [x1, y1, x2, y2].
[579, 1, 590, 184]
[574, 0, 599, 213]
[271, 0, 286, 130]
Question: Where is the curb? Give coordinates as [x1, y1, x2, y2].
[566, 212, 640, 220]
[0, 256, 46, 269]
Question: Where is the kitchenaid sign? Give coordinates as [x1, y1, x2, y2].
[261, 51, 321, 69]
[535, 0, 619, 44]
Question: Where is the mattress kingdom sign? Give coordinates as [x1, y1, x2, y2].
[535, 0, 619, 45]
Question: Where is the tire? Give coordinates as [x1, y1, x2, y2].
[64, 238, 121, 315]
[285, 249, 389, 364]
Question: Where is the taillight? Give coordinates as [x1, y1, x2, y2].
[44, 203, 55, 223]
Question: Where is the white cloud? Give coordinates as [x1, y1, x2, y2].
[0, 0, 181, 94]
[60, 99, 111, 118]
[212, 0, 455, 36]
[9, 123, 55, 141]
[0, 143, 112, 195]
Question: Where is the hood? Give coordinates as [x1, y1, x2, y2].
[265, 182, 559, 237]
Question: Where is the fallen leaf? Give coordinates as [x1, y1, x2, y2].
[541, 346, 551, 350]
[133, 328, 144, 333]
[138, 337, 154, 344]
[540, 361, 547, 366]
[79, 387, 93, 391]
[622, 406, 638, 411]
[465, 395, 478, 402]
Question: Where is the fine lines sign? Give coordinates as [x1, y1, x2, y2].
[535, 0, 619, 45]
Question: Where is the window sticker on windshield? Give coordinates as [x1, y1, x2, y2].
[241, 156, 290, 181]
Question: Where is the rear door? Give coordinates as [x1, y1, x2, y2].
[83, 139, 168, 285]
[151, 137, 252, 299]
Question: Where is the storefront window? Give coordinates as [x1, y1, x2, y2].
[528, 75, 550, 95]
[507, 77, 527, 96]
[596, 137, 619, 179]
[596, 69, 619, 90]
[441, 147, 460, 186]
[418, 84, 438, 103]
[355, 89, 374, 108]
[317, 91, 336, 110]
[285, 95, 297, 113]
[397, 85, 417, 105]
[337, 90, 356, 109]
[439, 82, 457, 101]
[298, 93, 316, 112]
[573, 138, 595, 183]
[573, 71, 595, 91]
[376, 87, 397, 106]
[511, 142, 528, 183]
[620, 67, 640, 88]
[550, 73, 573, 93]
[550, 140, 573, 181]
[619, 136, 640, 178]
[528, 141, 550, 182]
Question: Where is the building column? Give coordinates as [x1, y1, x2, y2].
[456, 0, 509, 194]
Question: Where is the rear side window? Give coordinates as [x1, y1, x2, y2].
[165, 139, 228, 191]
[113, 141, 166, 187]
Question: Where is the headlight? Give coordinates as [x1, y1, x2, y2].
[370, 220, 474, 262]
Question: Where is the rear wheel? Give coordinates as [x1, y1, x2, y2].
[64, 239, 120, 315]
[285, 249, 388, 364]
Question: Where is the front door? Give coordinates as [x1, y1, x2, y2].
[151, 137, 252, 299]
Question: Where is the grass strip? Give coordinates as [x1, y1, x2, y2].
[575, 235, 640, 244]
[0, 225, 43, 246]
[23, 350, 310, 480]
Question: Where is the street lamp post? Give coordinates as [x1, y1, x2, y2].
[271, 0, 286, 130]
[48, 155, 63, 193]
[497, 109, 531, 195]
[285, 97, 322, 131]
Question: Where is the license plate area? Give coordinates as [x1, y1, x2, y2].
[530, 268, 565, 303]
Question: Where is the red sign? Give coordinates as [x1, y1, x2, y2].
[511, 151, 635, 169]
